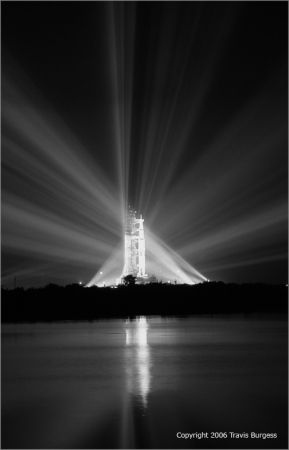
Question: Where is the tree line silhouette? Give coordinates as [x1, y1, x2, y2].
[1, 281, 287, 322]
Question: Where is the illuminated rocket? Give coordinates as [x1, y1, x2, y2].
[137, 214, 145, 276]
[122, 207, 146, 278]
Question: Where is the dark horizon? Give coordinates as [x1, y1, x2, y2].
[2, 282, 287, 323]
[2, 279, 288, 291]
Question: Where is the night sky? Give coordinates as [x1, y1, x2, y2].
[1, 2, 288, 288]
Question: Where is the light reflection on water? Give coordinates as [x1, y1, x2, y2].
[125, 316, 150, 408]
[1, 316, 288, 449]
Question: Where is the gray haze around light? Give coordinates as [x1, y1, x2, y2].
[1, 2, 288, 287]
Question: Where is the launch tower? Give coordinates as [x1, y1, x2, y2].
[122, 207, 146, 278]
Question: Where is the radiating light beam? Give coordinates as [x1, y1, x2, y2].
[2, 3, 287, 287]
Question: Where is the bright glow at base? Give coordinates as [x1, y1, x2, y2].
[86, 225, 206, 287]
[2, 4, 287, 288]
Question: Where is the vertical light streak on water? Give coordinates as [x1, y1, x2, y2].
[125, 317, 151, 407]
[1, 318, 288, 448]
[119, 317, 150, 449]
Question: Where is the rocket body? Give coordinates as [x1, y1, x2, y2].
[122, 209, 146, 278]
[137, 215, 145, 277]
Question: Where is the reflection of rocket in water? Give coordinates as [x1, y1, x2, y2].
[125, 316, 151, 408]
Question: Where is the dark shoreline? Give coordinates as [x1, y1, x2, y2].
[1, 282, 287, 323]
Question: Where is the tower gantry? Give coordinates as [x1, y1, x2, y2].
[122, 207, 146, 279]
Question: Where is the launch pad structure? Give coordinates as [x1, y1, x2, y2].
[121, 207, 147, 282]
[85, 206, 205, 287]
[85, 207, 206, 287]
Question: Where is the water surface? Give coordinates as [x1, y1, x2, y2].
[2, 316, 287, 448]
